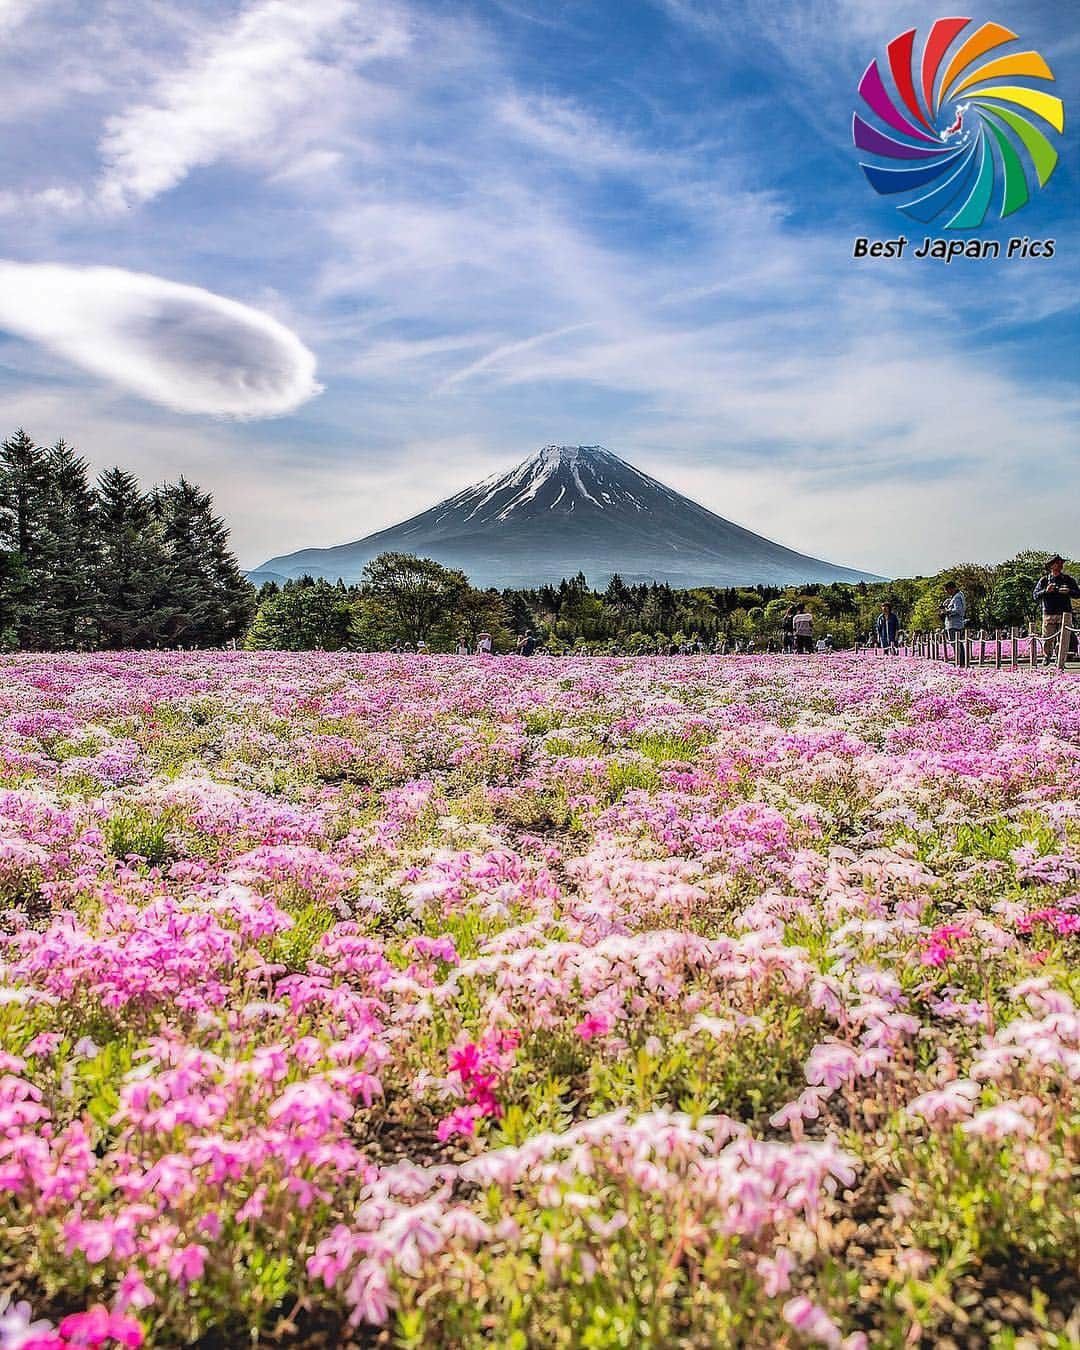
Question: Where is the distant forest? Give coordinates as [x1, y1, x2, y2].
[249, 549, 1069, 654]
[0, 429, 1069, 653]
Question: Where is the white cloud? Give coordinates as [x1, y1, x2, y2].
[0, 262, 321, 417]
[495, 93, 660, 174]
[0, 0, 38, 37]
[438, 322, 597, 390]
[96, 0, 408, 209]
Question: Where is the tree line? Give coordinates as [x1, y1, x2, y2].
[247, 550, 1073, 653]
[0, 428, 255, 650]
[0, 427, 1068, 654]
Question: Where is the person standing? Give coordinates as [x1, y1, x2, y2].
[875, 602, 900, 654]
[792, 606, 814, 654]
[941, 581, 966, 666]
[1033, 556, 1080, 665]
[782, 605, 797, 654]
[476, 632, 493, 655]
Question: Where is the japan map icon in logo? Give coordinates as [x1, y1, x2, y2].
[853, 18, 1064, 229]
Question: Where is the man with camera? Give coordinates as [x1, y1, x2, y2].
[941, 581, 966, 666]
[1033, 556, 1080, 666]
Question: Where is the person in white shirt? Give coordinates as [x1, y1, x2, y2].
[941, 581, 966, 667]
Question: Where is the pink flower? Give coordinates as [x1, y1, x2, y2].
[756, 1246, 795, 1296]
[906, 1079, 979, 1124]
[921, 925, 970, 968]
[437, 1105, 479, 1141]
[805, 1043, 859, 1090]
[961, 1104, 1035, 1141]
[166, 1244, 207, 1287]
[345, 1259, 393, 1325]
[574, 1011, 614, 1041]
[895, 1248, 934, 1278]
[448, 1043, 481, 1078]
[58, 1306, 144, 1347]
[782, 1296, 843, 1347]
[115, 1272, 154, 1313]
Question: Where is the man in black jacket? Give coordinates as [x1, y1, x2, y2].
[1034, 556, 1080, 665]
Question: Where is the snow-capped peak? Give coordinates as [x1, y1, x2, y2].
[437, 445, 656, 526]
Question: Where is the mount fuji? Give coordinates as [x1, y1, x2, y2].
[252, 445, 881, 590]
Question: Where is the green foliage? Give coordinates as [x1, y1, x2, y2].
[265, 903, 336, 971]
[243, 549, 1080, 652]
[105, 804, 179, 865]
[0, 428, 254, 652]
[361, 551, 470, 646]
[245, 576, 354, 650]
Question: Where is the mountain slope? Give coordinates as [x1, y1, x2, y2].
[253, 445, 882, 589]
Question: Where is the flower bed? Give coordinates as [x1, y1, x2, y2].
[0, 652, 1077, 1347]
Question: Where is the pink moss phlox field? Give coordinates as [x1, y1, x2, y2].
[0, 652, 1077, 1347]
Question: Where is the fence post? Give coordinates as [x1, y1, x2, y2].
[1030, 628, 1038, 669]
[995, 630, 1002, 669]
[1010, 627, 1018, 669]
[1057, 613, 1071, 671]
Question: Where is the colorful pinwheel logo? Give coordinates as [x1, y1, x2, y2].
[854, 19, 1064, 229]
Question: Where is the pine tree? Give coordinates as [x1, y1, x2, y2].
[150, 477, 209, 645]
[151, 478, 256, 646]
[43, 441, 99, 649]
[203, 491, 257, 644]
[93, 468, 172, 648]
[0, 428, 56, 648]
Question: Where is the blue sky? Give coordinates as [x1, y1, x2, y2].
[0, 0, 1075, 576]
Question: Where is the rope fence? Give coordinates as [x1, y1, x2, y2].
[855, 613, 1074, 671]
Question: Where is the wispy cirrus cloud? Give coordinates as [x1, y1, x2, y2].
[96, 0, 408, 210]
[0, 262, 321, 416]
[494, 93, 663, 174]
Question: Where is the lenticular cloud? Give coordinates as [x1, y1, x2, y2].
[0, 261, 322, 417]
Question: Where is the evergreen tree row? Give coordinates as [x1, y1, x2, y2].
[0, 428, 256, 650]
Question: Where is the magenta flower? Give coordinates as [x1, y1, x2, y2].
[574, 1012, 614, 1041]
[166, 1244, 208, 1287]
[57, 1306, 144, 1347]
